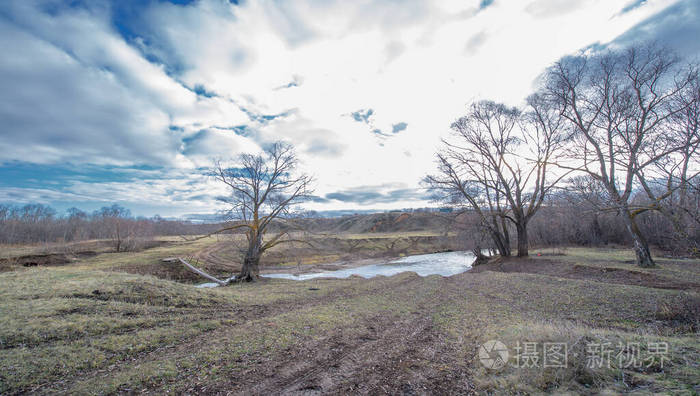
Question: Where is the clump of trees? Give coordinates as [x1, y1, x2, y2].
[542, 43, 699, 267]
[526, 189, 700, 256]
[429, 43, 700, 267]
[0, 203, 217, 251]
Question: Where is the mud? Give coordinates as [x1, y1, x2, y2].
[0, 251, 97, 271]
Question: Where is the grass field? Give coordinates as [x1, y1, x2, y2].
[0, 238, 698, 394]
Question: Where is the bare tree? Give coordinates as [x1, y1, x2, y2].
[452, 211, 494, 263]
[0, 203, 227, 246]
[425, 99, 567, 257]
[184, 142, 313, 282]
[64, 208, 88, 242]
[670, 74, 700, 211]
[642, 73, 700, 254]
[97, 204, 132, 252]
[542, 43, 698, 266]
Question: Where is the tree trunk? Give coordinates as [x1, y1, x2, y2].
[238, 253, 260, 282]
[472, 246, 489, 266]
[490, 229, 511, 257]
[178, 258, 230, 286]
[501, 217, 511, 254]
[622, 210, 655, 267]
[239, 233, 263, 282]
[516, 223, 528, 257]
[489, 215, 511, 257]
[632, 234, 654, 268]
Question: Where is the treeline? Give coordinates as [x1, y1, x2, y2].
[0, 203, 219, 249]
[452, 183, 700, 258]
[527, 190, 700, 256]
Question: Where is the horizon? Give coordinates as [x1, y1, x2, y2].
[1, 0, 700, 217]
[0, 200, 453, 222]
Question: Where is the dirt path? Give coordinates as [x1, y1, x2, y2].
[241, 315, 474, 395]
[226, 278, 476, 395]
[193, 241, 239, 271]
[45, 274, 452, 394]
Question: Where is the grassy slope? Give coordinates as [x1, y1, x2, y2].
[0, 242, 698, 394]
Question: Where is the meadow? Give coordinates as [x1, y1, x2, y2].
[0, 235, 698, 394]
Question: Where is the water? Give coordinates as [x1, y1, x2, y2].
[194, 276, 236, 289]
[195, 251, 476, 287]
[262, 250, 475, 281]
[195, 282, 221, 288]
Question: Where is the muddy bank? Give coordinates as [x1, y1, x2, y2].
[0, 251, 98, 271]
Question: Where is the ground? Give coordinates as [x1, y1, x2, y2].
[0, 237, 698, 395]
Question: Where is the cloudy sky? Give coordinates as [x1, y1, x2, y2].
[1, 0, 699, 218]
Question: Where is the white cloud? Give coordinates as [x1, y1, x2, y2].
[0, 0, 692, 215]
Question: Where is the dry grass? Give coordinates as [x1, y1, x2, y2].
[655, 292, 700, 333]
[539, 246, 700, 284]
[0, 242, 698, 394]
[473, 320, 700, 394]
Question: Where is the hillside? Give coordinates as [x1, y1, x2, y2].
[300, 211, 454, 235]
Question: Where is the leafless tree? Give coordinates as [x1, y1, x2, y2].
[182, 141, 313, 283]
[97, 204, 138, 252]
[425, 99, 568, 257]
[642, 73, 700, 253]
[64, 208, 88, 242]
[451, 210, 494, 262]
[542, 43, 698, 266]
[0, 203, 233, 246]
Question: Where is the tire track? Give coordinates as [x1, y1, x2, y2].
[40, 275, 428, 394]
[236, 280, 476, 395]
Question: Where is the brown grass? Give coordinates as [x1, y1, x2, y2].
[0, 242, 698, 394]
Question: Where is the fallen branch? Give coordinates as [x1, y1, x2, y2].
[177, 257, 232, 286]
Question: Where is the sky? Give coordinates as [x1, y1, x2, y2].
[1, 0, 699, 218]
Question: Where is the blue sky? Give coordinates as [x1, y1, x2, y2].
[1, 0, 699, 218]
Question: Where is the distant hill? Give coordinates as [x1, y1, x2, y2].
[184, 210, 457, 235]
[301, 211, 454, 234]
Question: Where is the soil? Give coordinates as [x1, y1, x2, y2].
[0, 251, 97, 271]
[239, 313, 474, 395]
[43, 272, 476, 395]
